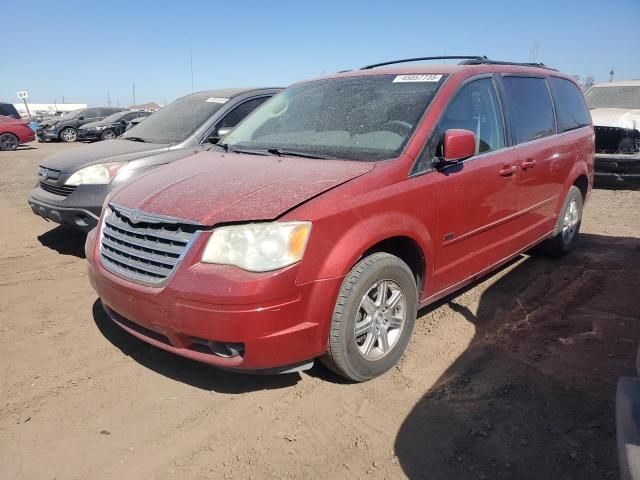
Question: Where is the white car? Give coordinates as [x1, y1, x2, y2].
[586, 81, 640, 188]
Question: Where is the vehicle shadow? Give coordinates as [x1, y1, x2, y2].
[37, 225, 86, 258]
[395, 233, 640, 479]
[92, 300, 301, 393]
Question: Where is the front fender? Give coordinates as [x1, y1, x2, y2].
[296, 209, 434, 286]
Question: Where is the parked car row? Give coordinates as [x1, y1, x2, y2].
[36, 107, 126, 143]
[28, 56, 596, 382]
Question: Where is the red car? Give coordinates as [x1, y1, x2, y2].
[0, 115, 35, 151]
[86, 56, 594, 381]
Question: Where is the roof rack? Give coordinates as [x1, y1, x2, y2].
[360, 56, 556, 71]
[361, 56, 487, 70]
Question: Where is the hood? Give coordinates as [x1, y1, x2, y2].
[41, 139, 171, 172]
[39, 118, 60, 128]
[111, 151, 375, 225]
[590, 108, 640, 131]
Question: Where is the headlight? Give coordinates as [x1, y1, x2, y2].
[65, 162, 126, 185]
[201, 221, 312, 272]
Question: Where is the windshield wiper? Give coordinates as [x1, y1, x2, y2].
[216, 143, 269, 156]
[266, 148, 333, 160]
[124, 137, 147, 143]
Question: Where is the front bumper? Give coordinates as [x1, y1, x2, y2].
[85, 228, 342, 371]
[28, 184, 108, 232]
[36, 129, 60, 141]
[77, 130, 100, 141]
[595, 153, 640, 189]
[617, 377, 640, 480]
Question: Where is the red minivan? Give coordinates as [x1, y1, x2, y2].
[86, 57, 594, 381]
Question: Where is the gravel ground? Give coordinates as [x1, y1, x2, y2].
[1, 142, 639, 480]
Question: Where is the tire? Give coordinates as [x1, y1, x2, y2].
[100, 129, 116, 141]
[539, 185, 583, 257]
[0, 133, 19, 151]
[321, 252, 418, 382]
[59, 127, 77, 143]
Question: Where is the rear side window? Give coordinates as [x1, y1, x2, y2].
[548, 77, 591, 132]
[0, 103, 20, 119]
[502, 77, 555, 144]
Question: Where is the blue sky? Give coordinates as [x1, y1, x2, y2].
[3, 0, 639, 106]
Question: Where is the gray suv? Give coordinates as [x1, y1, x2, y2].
[28, 88, 281, 231]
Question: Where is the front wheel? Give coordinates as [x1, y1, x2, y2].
[101, 129, 116, 141]
[321, 252, 417, 382]
[60, 127, 77, 143]
[539, 185, 584, 256]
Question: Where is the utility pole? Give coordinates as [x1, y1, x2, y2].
[609, 68, 615, 82]
[132, 82, 136, 106]
[62, 95, 65, 104]
[107, 90, 111, 107]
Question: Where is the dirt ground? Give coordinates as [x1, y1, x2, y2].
[1, 142, 639, 480]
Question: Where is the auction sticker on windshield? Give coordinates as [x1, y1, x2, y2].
[393, 74, 442, 83]
[206, 97, 229, 103]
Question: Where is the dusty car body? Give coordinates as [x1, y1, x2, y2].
[85, 57, 594, 381]
[586, 81, 640, 188]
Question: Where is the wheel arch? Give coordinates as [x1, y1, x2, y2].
[298, 212, 434, 298]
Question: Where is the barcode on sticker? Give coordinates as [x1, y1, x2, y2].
[206, 97, 229, 103]
[393, 74, 443, 83]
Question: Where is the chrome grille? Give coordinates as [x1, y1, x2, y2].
[39, 182, 77, 197]
[99, 205, 200, 285]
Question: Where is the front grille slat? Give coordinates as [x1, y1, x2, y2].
[101, 236, 179, 268]
[99, 205, 199, 285]
[105, 216, 192, 244]
[39, 182, 77, 197]
[102, 228, 185, 255]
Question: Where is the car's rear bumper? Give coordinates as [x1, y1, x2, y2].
[617, 377, 640, 480]
[595, 154, 640, 189]
[21, 132, 35, 144]
[85, 228, 342, 371]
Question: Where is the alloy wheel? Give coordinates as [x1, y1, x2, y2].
[562, 199, 580, 244]
[0, 133, 18, 151]
[354, 279, 406, 360]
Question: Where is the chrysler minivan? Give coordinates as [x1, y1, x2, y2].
[86, 56, 594, 381]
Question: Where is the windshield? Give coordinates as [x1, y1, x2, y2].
[585, 86, 640, 109]
[102, 111, 129, 123]
[225, 74, 445, 161]
[121, 93, 227, 144]
[63, 110, 82, 119]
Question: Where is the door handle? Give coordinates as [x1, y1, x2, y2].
[499, 165, 518, 177]
[521, 159, 537, 170]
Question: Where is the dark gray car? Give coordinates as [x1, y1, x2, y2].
[28, 88, 281, 231]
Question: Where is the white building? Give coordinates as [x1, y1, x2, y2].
[13, 103, 87, 116]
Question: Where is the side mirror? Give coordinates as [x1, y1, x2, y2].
[78, 116, 85, 121]
[442, 129, 476, 162]
[208, 126, 232, 144]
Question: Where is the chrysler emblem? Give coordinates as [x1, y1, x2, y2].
[129, 210, 142, 224]
[39, 168, 49, 180]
